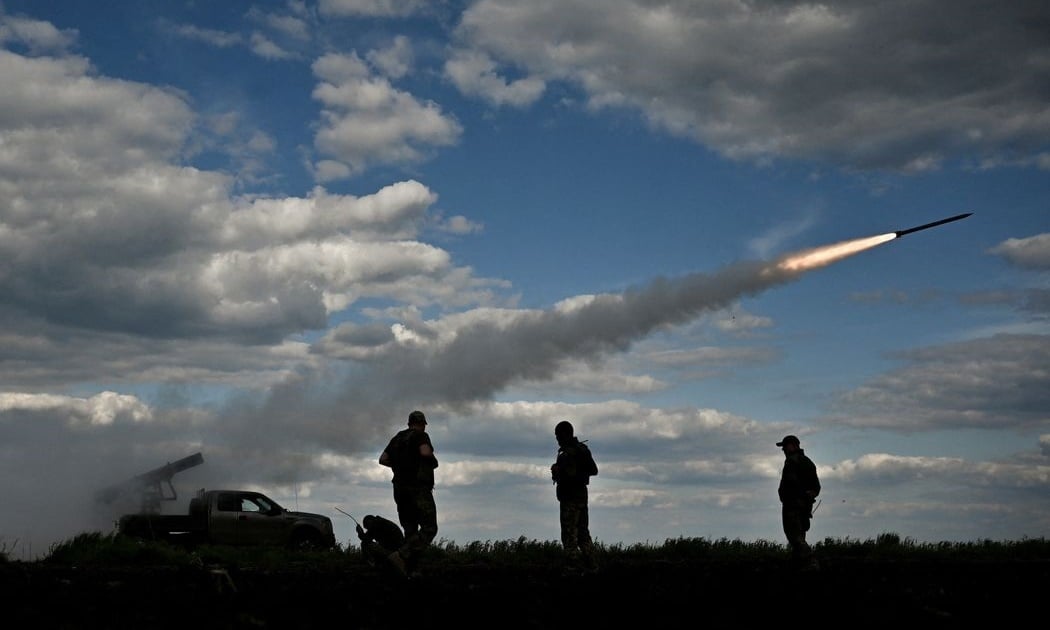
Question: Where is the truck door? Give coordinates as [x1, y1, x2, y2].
[209, 491, 292, 546]
[239, 492, 293, 546]
[208, 492, 251, 544]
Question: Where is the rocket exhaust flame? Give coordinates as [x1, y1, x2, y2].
[769, 212, 971, 274]
[774, 234, 896, 273]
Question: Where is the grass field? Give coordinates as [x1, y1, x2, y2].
[3, 532, 1047, 627]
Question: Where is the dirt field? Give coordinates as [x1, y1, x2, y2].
[2, 552, 1045, 628]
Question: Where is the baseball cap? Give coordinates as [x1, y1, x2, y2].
[776, 435, 800, 447]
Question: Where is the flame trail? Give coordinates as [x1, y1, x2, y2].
[771, 212, 970, 273]
[771, 233, 897, 273]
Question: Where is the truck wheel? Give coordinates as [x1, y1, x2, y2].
[288, 529, 324, 551]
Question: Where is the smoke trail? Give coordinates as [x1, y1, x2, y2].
[337, 232, 901, 409]
[210, 230, 904, 469]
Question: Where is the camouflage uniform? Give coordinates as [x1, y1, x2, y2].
[551, 421, 599, 571]
[777, 437, 821, 566]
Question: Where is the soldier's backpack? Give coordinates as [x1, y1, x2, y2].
[577, 441, 598, 478]
[388, 429, 415, 470]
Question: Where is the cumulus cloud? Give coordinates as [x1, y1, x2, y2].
[826, 334, 1050, 431]
[248, 10, 311, 42]
[989, 233, 1050, 270]
[250, 32, 296, 60]
[366, 35, 413, 79]
[452, 0, 1050, 171]
[444, 49, 546, 108]
[318, 0, 429, 18]
[311, 52, 463, 177]
[435, 214, 484, 235]
[0, 46, 494, 354]
[824, 452, 1050, 491]
[0, 391, 152, 426]
[170, 23, 243, 48]
[169, 6, 313, 61]
[0, 13, 77, 53]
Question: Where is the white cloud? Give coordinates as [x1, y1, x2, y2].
[221, 181, 437, 247]
[453, 0, 1050, 171]
[0, 46, 493, 351]
[366, 35, 413, 79]
[0, 391, 152, 426]
[171, 23, 243, 48]
[445, 49, 545, 108]
[434, 214, 483, 235]
[311, 52, 462, 177]
[826, 334, 1050, 431]
[257, 13, 310, 41]
[250, 32, 296, 60]
[989, 233, 1050, 270]
[0, 13, 77, 53]
[318, 0, 428, 18]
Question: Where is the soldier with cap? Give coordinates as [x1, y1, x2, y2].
[550, 420, 599, 573]
[776, 434, 821, 569]
[380, 410, 438, 577]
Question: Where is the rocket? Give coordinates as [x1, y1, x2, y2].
[894, 212, 972, 237]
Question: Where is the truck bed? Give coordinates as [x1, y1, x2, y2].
[118, 496, 208, 540]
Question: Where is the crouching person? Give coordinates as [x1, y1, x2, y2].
[357, 514, 405, 567]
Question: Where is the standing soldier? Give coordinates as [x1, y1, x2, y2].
[550, 420, 599, 573]
[776, 434, 821, 569]
[380, 410, 438, 578]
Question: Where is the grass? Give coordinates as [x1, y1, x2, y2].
[20, 531, 1050, 570]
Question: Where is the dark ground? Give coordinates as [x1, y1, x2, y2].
[2, 554, 1045, 628]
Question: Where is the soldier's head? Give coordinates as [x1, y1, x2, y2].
[776, 434, 800, 453]
[362, 515, 376, 529]
[408, 410, 427, 428]
[555, 420, 574, 441]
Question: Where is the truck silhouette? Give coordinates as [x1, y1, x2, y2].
[117, 488, 336, 550]
[99, 453, 336, 550]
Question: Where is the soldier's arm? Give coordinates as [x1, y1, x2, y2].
[420, 439, 437, 468]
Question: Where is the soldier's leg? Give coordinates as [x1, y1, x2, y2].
[782, 508, 811, 562]
[401, 488, 438, 572]
[560, 500, 581, 553]
[577, 503, 598, 570]
[393, 485, 420, 539]
[415, 488, 438, 547]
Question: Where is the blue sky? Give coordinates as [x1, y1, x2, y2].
[0, 0, 1047, 558]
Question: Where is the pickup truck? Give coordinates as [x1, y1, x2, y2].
[118, 488, 337, 550]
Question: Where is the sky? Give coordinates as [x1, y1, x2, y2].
[0, 0, 1047, 560]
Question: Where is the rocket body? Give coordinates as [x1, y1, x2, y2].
[894, 213, 972, 237]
